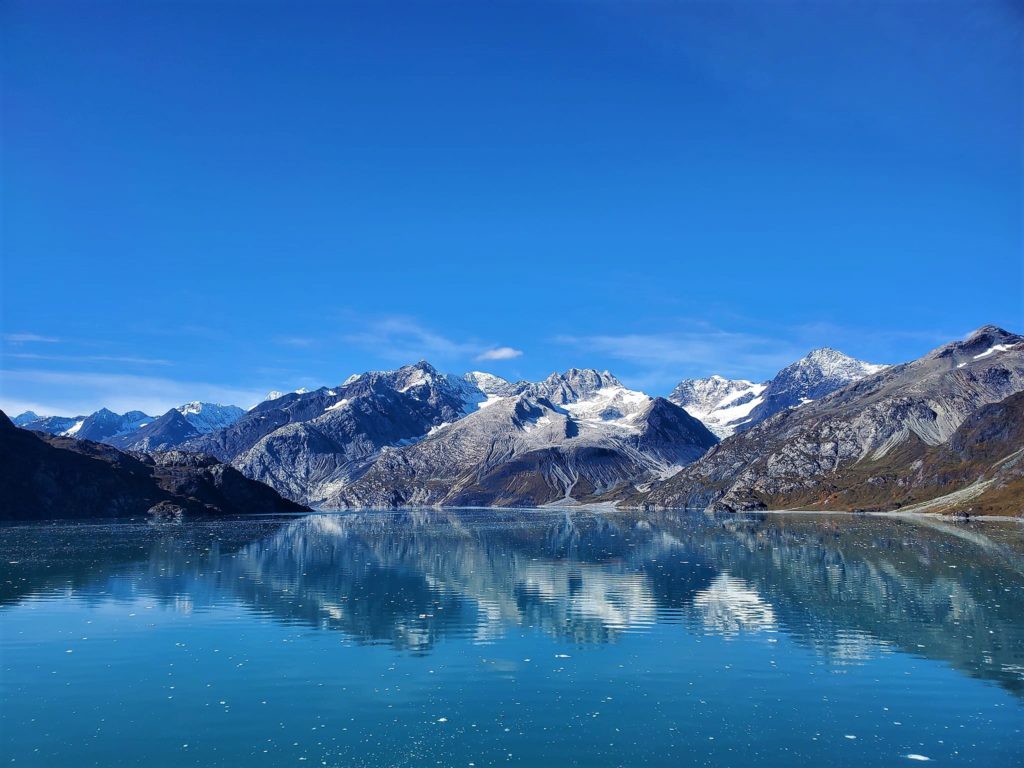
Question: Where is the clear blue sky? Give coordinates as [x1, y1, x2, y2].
[2, 1, 1021, 415]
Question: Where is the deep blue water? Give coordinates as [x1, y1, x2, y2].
[1, 509, 1022, 767]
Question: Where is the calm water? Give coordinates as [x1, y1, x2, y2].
[1, 510, 1022, 767]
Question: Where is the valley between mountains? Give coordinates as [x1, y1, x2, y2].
[4, 325, 1022, 518]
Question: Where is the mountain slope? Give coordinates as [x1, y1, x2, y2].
[186, 362, 488, 505]
[0, 411, 307, 520]
[67, 408, 154, 441]
[669, 376, 766, 438]
[108, 402, 246, 452]
[670, 349, 883, 437]
[109, 408, 203, 452]
[741, 348, 886, 428]
[176, 402, 245, 433]
[638, 326, 1024, 515]
[334, 371, 718, 508]
[16, 413, 85, 435]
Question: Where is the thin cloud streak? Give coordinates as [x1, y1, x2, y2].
[555, 329, 804, 382]
[4, 352, 173, 366]
[343, 316, 499, 364]
[3, 333, 61, 344]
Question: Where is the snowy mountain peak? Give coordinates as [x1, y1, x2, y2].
[781, 348, 887, 387]
[531, 368, 622, 405]
[669, 376, 766, 439]
[463, 371, 514, 395]
[174, 402, 245, 434]
[670, 348, 884, 438]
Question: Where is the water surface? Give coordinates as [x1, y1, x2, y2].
[2, 509, 1022, 767]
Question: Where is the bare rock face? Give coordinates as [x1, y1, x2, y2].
[0, 412, 307, 520]
[332, 371, 718, 509]
[670, 349, 884, 437]
[639, 326, 1024, 514]
[183, 361, 484, 506]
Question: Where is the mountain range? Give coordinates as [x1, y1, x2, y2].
[6, 324, 1022, 517]
[0, 411, 306, 520]
[669, 348, 886, 438]
[638, 325, 1023, 516]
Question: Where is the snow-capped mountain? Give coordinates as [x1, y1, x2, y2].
[185, 361, 493, 505]
[671, 348, 885, 437]
[641, 326, 1024, 515]
[333, 369, 718, 508]
[175, 402, 245, 433]
[669, 376, 766, 439]
[108, 402, 245, 452]
[463, 371, 518, 396]
[744, 348, 887, 427]
[259, 388, 310, 406]
[56, 408, 154, 442]
[15, 413, 86, 435]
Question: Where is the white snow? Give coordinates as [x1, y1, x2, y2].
[973, 343, 1017, 360]
[175, 402, 244, 433]
[476, 394, 505, 410]
[562, 384, 652, 433]
[325, 399, 351, 412]
[464, 371, 512, 395]
[63, 419, 85, 437]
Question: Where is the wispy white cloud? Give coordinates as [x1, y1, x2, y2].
[4, 352, 172, 366]
[0, 369, 266, 416]
[3, 333, 60, 344]
[343, 316, 502, 364]
[475, 346, 523, 361]
[555, 327, 803, 384]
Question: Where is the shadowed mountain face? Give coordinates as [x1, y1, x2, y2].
[0, 411, 308, 520]
[3, 509, 1022, 696]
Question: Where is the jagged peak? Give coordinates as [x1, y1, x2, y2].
[966, 324, 1012, 340]
[927, 325, 1022, 360]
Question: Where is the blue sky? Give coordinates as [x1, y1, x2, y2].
[2, 1, 1021, 415]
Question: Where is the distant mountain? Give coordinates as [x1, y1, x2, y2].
[109, 402, 246, 452]
[333, 370, 717, 508]
[12, 411, 40, 426]
[70, 408, 155, 442]
[185, 362, 489, 505]
[670, 348, 884, 437]
[17, 408, 155, 441]
[259, 388, 310, 406]
[669, 376, 765, 438]
[15, 413, 85, 435]
[638, 326, 1024, 515]
[743, 348, 886, 427]
[176, 401, 245, 433]
[0, 411, 307, 520]
[463, 371, 520, 397]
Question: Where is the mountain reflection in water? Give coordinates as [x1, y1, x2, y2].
[2, 509, 1023, 695]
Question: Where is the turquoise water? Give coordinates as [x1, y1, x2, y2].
[1, 510, 1022, 767]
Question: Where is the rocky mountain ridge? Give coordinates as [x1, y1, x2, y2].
[637, 326, 1023, 515]
[0, 411, 306, 520]
[670, 348, 884, 437]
